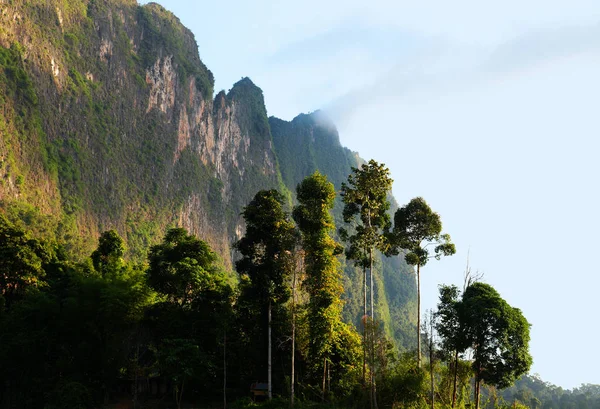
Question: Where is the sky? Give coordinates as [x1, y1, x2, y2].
[140, 0, 600, 389]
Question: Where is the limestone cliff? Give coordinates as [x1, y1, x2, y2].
[0, 0, 283, 265]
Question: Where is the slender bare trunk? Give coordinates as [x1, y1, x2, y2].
[176, 378, 185, 409]
[369, 247, 378, 409]
[370, 358, 374, 409]
[321, 357, 327, 401]
[373, 370, 378, 409]
[133, 342, 139, 409]
[474, 376, 480, 409]
[268, 301, 272, 400]
[373, 373, 378, 409]
[224, 330, 227, 409]
[328, 363, 331, 394]
[451, 350, 458, 408]
[417, 263, 421, 368]
[365, 207, 372, 388]
[291, 328, 295, 407]
[363, 264, 367, 385]
[370, 249, 374, 322]
[430, 332, 434, 409]
[474, 357, 484, 409]
[291, 263, 297, 408]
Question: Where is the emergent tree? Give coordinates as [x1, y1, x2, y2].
[235, 189, 296, 399]
[461, 282, 533, 409]
[340, 159, 393, 408]
[293, 171, 345, 399]
[390, 197, 455, 367]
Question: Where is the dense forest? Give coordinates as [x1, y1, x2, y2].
[1, 164, 542, 409]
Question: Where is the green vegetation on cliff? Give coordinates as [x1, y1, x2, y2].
[0, 0, 286, 267]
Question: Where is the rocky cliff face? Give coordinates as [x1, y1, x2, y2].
[0, 0, 282, 265]
[0, 0, 416, 348]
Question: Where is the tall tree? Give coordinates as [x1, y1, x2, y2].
[293, 171, 345, 399]
[235, 189, 296, 399]
[390, 197, 455, 367]
[461, 282, 533, 409]
[146, 227, 233, 407]
[435, 285, 467, 408]
[340, 159, 393, 395]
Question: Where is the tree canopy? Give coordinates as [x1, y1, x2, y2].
[460, 282, 532, 409]
[462, 283, 532, 385]
[235, 189, 296, 305]
[147, 227, 221, 305]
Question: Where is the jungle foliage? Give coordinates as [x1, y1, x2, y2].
[0, 167, 545, 409]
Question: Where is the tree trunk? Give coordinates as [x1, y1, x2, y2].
[430, 334, 434, 409]
[365, 207, 372, 387]
[133, 342, 139, 409]
[224, 330, 227, 409]
[322, 357, 327, 401]
[451, 350, 458, 408]
[291, 264, 297, 408]
[474, 377, 480, 409]
[363, 264, 367, 385]
[328, 363, 331, 394]
[370, 248, 374, 322]
[176, 378, 185, 409]
[268, 301, 272, 400]
[417, 263, 421, 368]
[373, 378, 378, 409]
[369, 247, 378, 409]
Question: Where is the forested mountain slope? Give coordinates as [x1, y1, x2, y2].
[0, 0, 416, 348]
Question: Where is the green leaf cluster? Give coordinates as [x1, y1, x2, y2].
[340, 159, 393, 266]
[294, 172, 349, 384]
[390, 197, 456, 267]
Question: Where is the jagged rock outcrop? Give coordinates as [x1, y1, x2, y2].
[0, 0, 281, 264]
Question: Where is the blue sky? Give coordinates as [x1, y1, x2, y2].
[141, 0, 600, 389]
